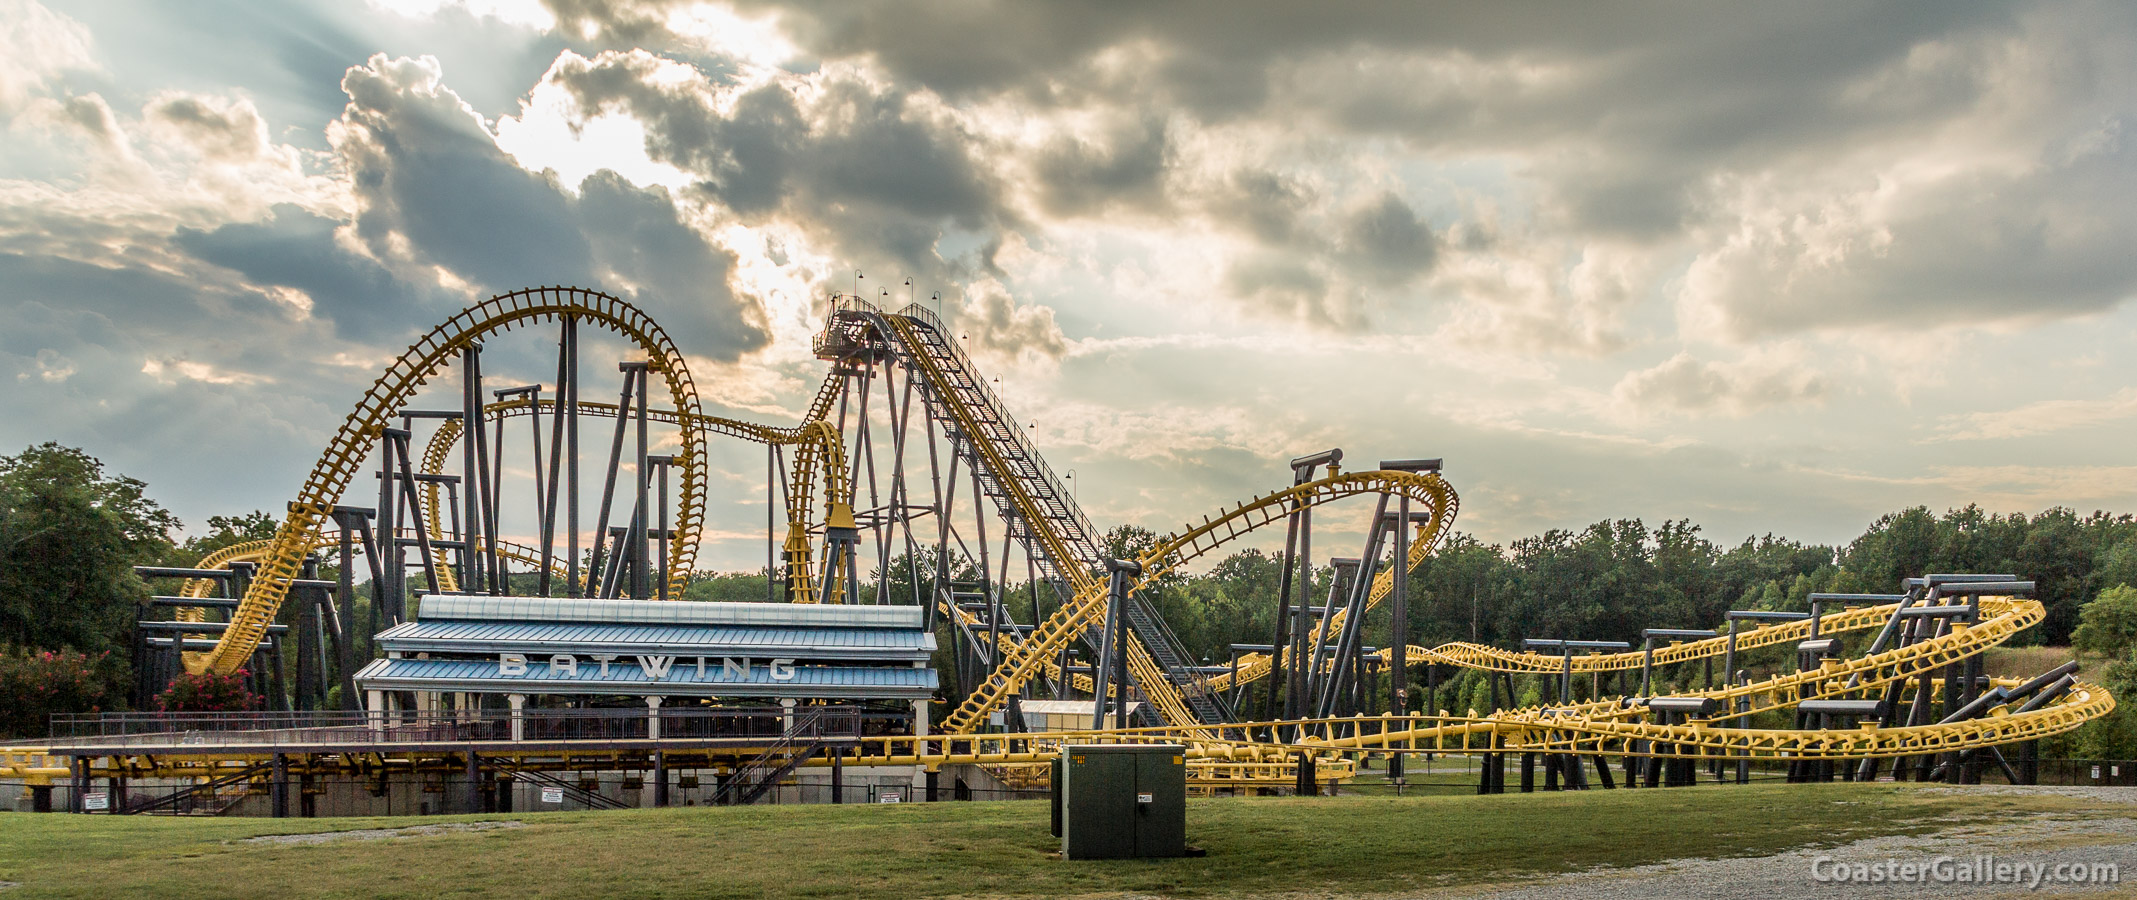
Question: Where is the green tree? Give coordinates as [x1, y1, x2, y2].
[683, 569, 778, 603]
[175, 510, 279, 561]
[1464, 674, 1494, 716]
[0, 443, 178, 658]
[1841, 506, 1940, 591]
[2074, 648, 2137, 759]
[2072, 585, 2137, 657]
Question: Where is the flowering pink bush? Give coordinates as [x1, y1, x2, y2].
[156, 669, 262, 713]
[0, 648, 112, 739]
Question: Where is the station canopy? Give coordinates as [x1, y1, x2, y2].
[354, 596, 938, 701]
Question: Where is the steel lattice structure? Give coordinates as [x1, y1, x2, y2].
[6, 286, 2108, 796]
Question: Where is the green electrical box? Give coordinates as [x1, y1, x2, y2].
[1050, 755, 1064, 838]
[1058, 744, 1187, 859]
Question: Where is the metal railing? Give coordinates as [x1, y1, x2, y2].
[47, 706, 894, 748]
[889, 301, 1101, 561]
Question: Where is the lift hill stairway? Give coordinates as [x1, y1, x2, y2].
[818, 300, 1230, 726]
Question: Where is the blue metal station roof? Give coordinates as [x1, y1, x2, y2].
[354, 657, 937, 700]
[373, 619, 935, 661]
[413, 595, 925, 630]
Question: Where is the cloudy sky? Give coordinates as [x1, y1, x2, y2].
[5, 0, 2136, 569]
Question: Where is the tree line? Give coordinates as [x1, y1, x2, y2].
[1139, 505, 2137, 664]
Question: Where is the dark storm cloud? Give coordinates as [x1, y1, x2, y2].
[1201, 169, 1311, 246]
[545, 49, 1009, 285]
[1689, 128, 2137, 337]
[1338, 192, 1436, 286]
[335, 56, 594, 289]
[1196, 185, 1435, 318]
[735, 0, 2137, 335]
[576, 169, 763, 354]
[757, 2, 1998, 119]
[807, 80, 997, 225]
[329, 54, 768, 360]
[541, 0, 683, 48]
[1029, 117, 1170, 217]
[173, 205, 440, 343]
[806, 3, 2006, 121]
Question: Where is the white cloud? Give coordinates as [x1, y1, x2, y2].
[494, 53, 698, 193]
[1796, 462, 2137, 513]
[951, 277, 1068, 366]
[1612, 348, 1829, 418]
[140, 357, 271, 386]
[1676, 8, 2137, 340]
[364, 0, 554, 30]
[1930, 387, 2137, 442]
[1430, 233, 1658, 355]
[25, 348, 73, 382]
[0, 0, 94, 115]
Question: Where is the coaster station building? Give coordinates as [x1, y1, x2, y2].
[346, 595, 941, 807]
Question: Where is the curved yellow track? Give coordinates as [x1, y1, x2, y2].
[194, 287, 709, 674]
[935, 469, 1458, 734]
[819, 598, 2110, 771]
[411, 397, 853, 601]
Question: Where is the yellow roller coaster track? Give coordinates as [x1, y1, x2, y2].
[979, 594, 2112, 766]
[192, 287, 710, 675]
[932, 468, 1458, 734]
[861, 309, 1185, 729]
[411, 397, 853, 601]
[848, 306, 1451, 732]
[870, 658, 2108, 766]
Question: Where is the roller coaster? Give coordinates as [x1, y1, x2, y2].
[1, 286, 2114, 809]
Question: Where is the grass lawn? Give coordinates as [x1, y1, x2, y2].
[0, 783, 2118, 899]
[1980, 644, 2088, 680]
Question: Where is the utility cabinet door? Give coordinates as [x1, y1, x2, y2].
[1134, 750, 1187, 857]
[1064, 751, 1138, 859]
[1049, 755, 1063, 838]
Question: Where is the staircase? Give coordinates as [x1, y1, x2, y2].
[714, 711, 828, 805]
[822, 300, 1230, 725]
[125, 764, 269, 816]
[491, 761, 632, 808]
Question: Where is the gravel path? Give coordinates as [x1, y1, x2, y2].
[237, 820, 524, 846]
[1433, 787, 2137, 900]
